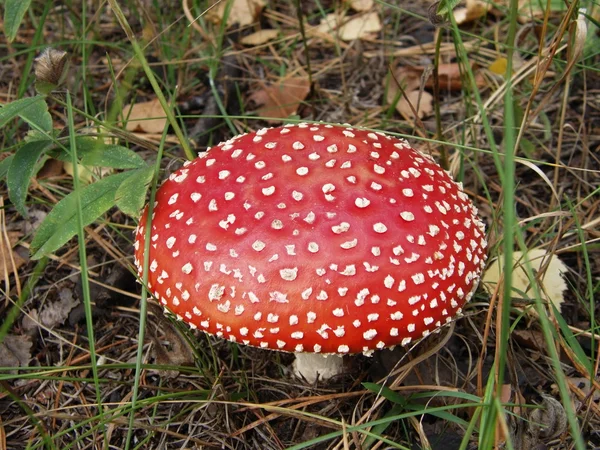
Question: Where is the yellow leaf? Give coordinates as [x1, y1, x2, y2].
[348, 0, 374, 12]
[482, 248, 568, 313]
[489, 57, 508, 75]
[240, 29, 279, 46]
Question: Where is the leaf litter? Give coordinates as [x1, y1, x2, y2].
[248, 75, 311, 122]
[2, 0, 599, 448]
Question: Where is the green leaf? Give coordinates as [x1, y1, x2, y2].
[363, 382, 407, 405]
[30, 171, 132, 259]
[0, 95, 45, 128]
[3, 0, 32, 42]
[53, 137, 146, 169]
[0, 154, 15, 179]
[76, 137, 146, 169]
[19, 97, 53, 134]
[115, 166, 154, 217]
[7, 140, 52, 216]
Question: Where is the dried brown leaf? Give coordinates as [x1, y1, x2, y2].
[529, 395, 568, 440]
[241, 29, 279, 46]
[37, 158, 65, 179]
[316, 11, 382, 41]
[391, 63, 486, 93]
[122, 98, 167, 134]
[389, 66, 422, 92]
[386, 66, 433, 119]
[206, 0, 266, 27]
[249, 76, 310, 122]
[148, 303, 195, 378]
[399, 90, 433, 120]
[386, 82, 433, 120]
[38, 288, 80, 329]
[512, 328, 547, 352]
[0, 334, 32, 373]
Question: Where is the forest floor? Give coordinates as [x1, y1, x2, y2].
[1, 0, 599, 449]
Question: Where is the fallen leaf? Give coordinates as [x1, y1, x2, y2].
[38, 288, 80, 329]
[391, 63, 486, 92]
[316, 11, 382, 41]
[348, 0, 374, 12]
[22, 210, 47, 235]
[206, 0, 266, 28]
[0, 334, 32, 373]
[529, 395, 568, 440]
[249, 76, 310, 122]
[241, 29, 279, 46]
[432, 63, 487, 90]
[0, 231, 26, 284]
[489, 57, 508, 75]
[148, 302, 195, 378]
[36, 158, 64, 179]
[482, 248, 568, 314]
[386, 70, 433, 120]
[513, 328, 547, 352]
[122, 98, 167, 134]
[454, 0, 491, 24]
[395, 90, 433, 120]
[389, 66, 421, 92]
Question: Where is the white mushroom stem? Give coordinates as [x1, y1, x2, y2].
[292, 353, 344, 383]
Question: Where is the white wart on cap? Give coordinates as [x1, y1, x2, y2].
[134, 123, 487, 356]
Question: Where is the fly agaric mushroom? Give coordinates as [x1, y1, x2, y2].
[133, 123, 487, 382]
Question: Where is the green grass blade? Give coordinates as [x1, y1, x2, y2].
[66, 90, 106, 446]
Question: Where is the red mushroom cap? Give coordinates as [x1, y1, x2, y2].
[134, 123, 487, 355]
